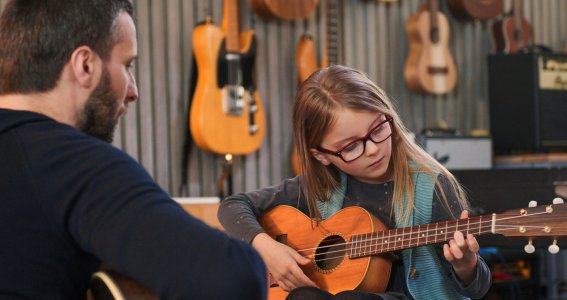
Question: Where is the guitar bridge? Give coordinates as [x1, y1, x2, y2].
[427, 66, 449, 75]
[222, 85, 245, 115]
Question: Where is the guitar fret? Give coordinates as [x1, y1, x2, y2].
[362, 233, 366, 256]
[374, 232, 378, 254]
[363, 233, 370, 254]
[401, 227, 404, 250]
[358, 234, 362, 256]
[353, 234, 358, 257]
[445, 221, 448, 241]
[382, 230, 386, 252]
[387, 229, 391, 252]
[416, 225, 420, 247]
[479, 215, 482, 235]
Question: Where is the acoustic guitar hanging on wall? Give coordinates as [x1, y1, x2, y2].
[190, 0, 266, 155]
[491, 0, 533, 54]
[404, 0, 457, 95]
[291, 0, 342, 175]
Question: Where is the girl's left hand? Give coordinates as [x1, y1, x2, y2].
[443, 210, 480, 285]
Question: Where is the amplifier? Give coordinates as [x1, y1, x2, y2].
[488, 53, 567, 153]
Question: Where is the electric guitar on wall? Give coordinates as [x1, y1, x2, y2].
[259, 199, 567, 300]
[404, 0, 457, 95]
[492, 0, 532, 54]
[292, 0, 341, 175]
[190, 0, 266, 155]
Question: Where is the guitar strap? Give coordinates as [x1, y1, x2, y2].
[395, 168, 469, 300]
[317, 171, 347, 220]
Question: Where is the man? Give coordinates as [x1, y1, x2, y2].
[0, 0, 266, 299]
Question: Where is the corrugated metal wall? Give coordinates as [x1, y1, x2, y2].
[2, 0, 567, 197]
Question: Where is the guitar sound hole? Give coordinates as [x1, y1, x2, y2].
[314, 235, 346, 271]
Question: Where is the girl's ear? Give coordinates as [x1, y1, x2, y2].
[310, 148, 331, 166]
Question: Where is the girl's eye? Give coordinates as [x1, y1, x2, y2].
[342, 142, 360, 153]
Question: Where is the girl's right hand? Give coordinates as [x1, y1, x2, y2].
[252, 233, 317, 292]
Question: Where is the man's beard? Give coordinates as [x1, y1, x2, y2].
[77, 69, 120, 143]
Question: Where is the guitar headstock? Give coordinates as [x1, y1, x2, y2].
[495, 198, 566, 254]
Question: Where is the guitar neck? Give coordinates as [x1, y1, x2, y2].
[223, 0, 240, 52]
[349, 215, 493, 258]
[512, 0, 524, 39]
[428, 0, 440, 43]
[326, 0, 340, 65]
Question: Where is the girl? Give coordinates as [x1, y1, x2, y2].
[218, 65, 491, 299]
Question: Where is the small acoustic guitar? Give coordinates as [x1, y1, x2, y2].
[259, 199, 567, 299]
[404, 0, 457, 95]
[492, 0, 532, 54]
[190, 0, 266, 155]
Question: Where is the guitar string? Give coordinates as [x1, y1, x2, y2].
[296, 211, 550, 254]
[306, 227, 536, 263]
[284, 211, 552, 262]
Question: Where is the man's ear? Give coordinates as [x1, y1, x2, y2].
[310, 148, 331, 166]
[69, 46, 102, 88]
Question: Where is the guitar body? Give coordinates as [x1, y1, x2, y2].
[296, 34, 324, 84]
[447, 0, 503, 20]
[492, 17, 533, 54]
[259, 206, 392, 300]
[249, 0, 319, 20]
[190, 21, 265, 155]
[404, 7, 457, 95]
[88, 271, 158, 300]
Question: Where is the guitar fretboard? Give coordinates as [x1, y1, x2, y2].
[348, 215, 493, 258]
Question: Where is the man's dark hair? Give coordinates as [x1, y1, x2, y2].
[0, 0, 134, 94]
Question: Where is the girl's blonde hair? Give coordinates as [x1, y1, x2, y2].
[293, 65, 469, 223]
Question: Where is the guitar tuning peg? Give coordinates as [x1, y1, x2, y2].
[524, 239, 535, 254]
[553, 197, 564, 205]
[528, 200, 538, 208]
[548, 240, 560, 254]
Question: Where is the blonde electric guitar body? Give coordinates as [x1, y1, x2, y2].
[190, 1, 265, 155]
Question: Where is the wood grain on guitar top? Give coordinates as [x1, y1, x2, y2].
[190, 0, 265, 155]
[259, 206, 392, 300]
[404, 2, 457, 95]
